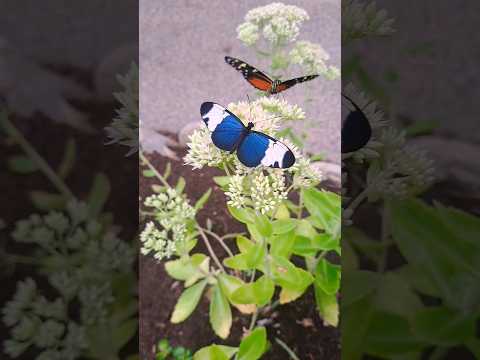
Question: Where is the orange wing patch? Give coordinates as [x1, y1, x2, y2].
[247, 76, 272, 92]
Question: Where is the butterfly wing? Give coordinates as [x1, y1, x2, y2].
[225, 56, 273, 92]
[237, 131, 295, 168]
[200, 102, 245, 152]
[341, 94, 372, 153]
[276, 75, 319, 93]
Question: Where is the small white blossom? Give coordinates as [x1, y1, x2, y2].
[251, 170, 288, 214]
[237, 22, 260, 46]
[289, 41, 339, 78]
[141, 188, 195, 260]
[225, 175, 248, 209]
[238, 2, 309, 46]
[342, 0, 395, 44]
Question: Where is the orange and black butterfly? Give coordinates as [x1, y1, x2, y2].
[341, 93, 372, 153]
[225, 56, 318, 94]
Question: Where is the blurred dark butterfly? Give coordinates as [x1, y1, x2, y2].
[200, 102, 295, 168]
[225, 56, 318, 94]
[341, 93, 372, 153]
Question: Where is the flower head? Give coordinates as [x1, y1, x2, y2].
[238, 2, 309, 46]
[141, 188, 196, 260]
[342, 0, 395, 44]
[289, 41, 339, 78]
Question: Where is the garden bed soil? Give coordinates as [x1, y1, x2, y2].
[139, 149, 341, 360]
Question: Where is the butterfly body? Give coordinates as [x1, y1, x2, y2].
[200, 102, 295, 168]
[225, 56, 318, 94]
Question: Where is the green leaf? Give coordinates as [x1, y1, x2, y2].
[194, 188, 212, 211]
[274, 203, 290, 220]
[213, 176, 230, 188]
[165, 254, 208, 286]
[111, 318, 138, 353]
[209, 284, 232, 339]
[315, 259, 341, 295]
[341, 295, 374, 360]
[171, 280, 207, 323]
[364, 311, 426, 357]
[218, 274, 244, 300]
[303, 188, 340, 237]
[411, 307, 476, 346]
[8, 155, 38, 174]
[271, 219, 297, 234]
[390, 199, 480, 305]
[176, 177, 186, 193]
[227, 206, 255, 224]
[314, 284, 339, 327]
[230, 276, 274, 306]
[342, 270, 380, 307]
[279, 266, 314, 304]
[30, 191, 66, 211]
[374, 272, 423, 317]
[143, 169, 155, 177]
[236, 236, 255, 254]
[87, 173, 111, 217]
[254, 213, 272, 238]
[194, 345, 230, 360]
[163, 162, 172, 180]
[57, 138, 76, 179]
[271, 255, 314, 291]
[224, 242, 265, 270]
[270, 231, 295, 258]
[237, 327, 267, 360]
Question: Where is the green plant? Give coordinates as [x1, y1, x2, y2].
[341, 1, 480, 359]
[0, 111, 138, 360]
[140, 92, 340, 359]
[155, 338, 193, 360]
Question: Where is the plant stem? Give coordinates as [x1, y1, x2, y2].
[297, 189, 303, 219]
[1, 112, 75, 200]
[140, 151, 170, 187]
[196, 225, 225, 272]
[201, 227, 234, 258]
[248, 310, 259, 331]
[345, 187, 369, 215]
[378, 202, 391, 273]
[223, 161, 232, 177]
[275, 338, 300, 360]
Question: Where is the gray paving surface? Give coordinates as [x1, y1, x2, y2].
[140, 0, 341, 163]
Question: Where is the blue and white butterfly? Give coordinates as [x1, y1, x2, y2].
[200, 102, 295, 168]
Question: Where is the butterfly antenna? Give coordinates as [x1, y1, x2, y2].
[246, 94, 254, 123]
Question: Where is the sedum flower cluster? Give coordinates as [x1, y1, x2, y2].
[185, 99, 322, 214]
[3, 201, 134, 359]
[342, 0, 395, 44]
[238, 2, 309, 46]
[289, 41, 340, 79]
[140, 187, 196, 260]
[105, 62, 139, 155]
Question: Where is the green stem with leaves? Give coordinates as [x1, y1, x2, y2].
[1, 111, 75, 200]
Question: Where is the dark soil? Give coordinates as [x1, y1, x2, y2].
[139, 149, 341, 360]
